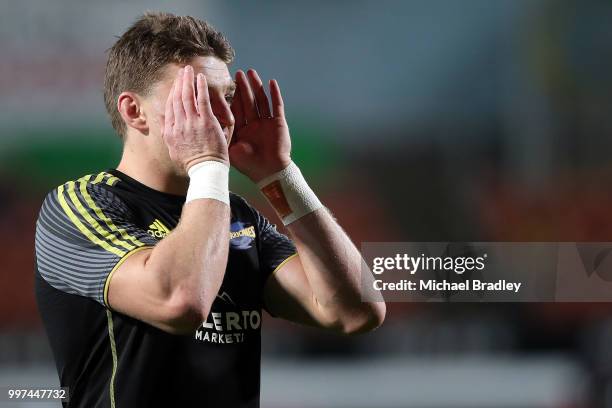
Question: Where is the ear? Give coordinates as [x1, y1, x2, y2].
[117, 92, 149, 135]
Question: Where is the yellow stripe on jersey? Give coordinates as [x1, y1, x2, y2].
[77, 175, 145, 248]
[106, 310, 118, 408]
[106, 175, 120, 186]
[66, 181, 136, 252]
[57, 185, 126, 258]
[270, 252, 299, 278]
[87, 171, 121, 186]
[155, 220, 170, 234]
[92, 172, 107, 184]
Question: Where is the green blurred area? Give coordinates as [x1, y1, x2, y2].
[0, 118, 342, 196]
[0, 127, 123, 194]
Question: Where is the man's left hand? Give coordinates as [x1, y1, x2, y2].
[229, 69, 292, 182]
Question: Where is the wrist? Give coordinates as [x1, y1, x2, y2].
[249, 159, 293, 184]
[256, 161, 323, 225]
[184, 153, 229, 173]
[186, 160, 230, 205]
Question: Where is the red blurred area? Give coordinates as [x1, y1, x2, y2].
[0, 193, 41, 329]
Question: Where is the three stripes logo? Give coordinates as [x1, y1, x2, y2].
[148, 219, 171, 239]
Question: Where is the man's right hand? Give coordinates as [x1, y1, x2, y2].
[163, 65, 229, 172]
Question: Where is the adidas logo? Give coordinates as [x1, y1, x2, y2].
[148, 219, 171, 239]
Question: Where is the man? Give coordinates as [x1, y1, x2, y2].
[34, 11, 385, 407]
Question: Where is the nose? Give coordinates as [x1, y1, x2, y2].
[212, 95, 235, 130]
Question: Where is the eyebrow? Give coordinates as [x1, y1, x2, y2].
[192, 78, 236, 94]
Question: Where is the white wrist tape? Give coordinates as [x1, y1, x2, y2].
[186, 161, 230, 205]
[257, 161, 323, 225]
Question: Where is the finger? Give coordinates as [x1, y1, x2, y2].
[230, 80, 246, 127]
[173, 68, 186, 126]
[163, 79, 176, 139]
[196, 73, 214, 117]
[270, 79, 285, 118]
[236, 70, 258, 122]
[181, 65, 198, 117]
[247, 69, 271, 118]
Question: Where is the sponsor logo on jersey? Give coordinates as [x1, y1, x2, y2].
[229, 222, 256, 249]
[147, 219, 171, 239]
[195, 310, 261, 345]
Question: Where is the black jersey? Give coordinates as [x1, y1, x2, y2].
[34, 169, 297, 408]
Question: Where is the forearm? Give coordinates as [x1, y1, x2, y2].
[145, 199, 230, 317]
[145, 156, 232, 320]
[150, 199, 229, 313]
[287, 208, 384, 333]
[141, 155, 231, 320]
[258, 161, 385, 333]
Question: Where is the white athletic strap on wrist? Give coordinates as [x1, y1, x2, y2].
[257, 161, 323, 225]
[186, 161, 230, 205]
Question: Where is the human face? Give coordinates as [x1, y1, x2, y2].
[146, 56, 236, 151]
[155, 56, 236, 142]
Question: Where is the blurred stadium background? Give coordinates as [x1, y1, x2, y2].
[2, 0, 612, 406]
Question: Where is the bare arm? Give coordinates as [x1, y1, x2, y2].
[107, 200, 229, 334]
[264, 208, 384, 335]
[230, 69, 385, 334]
[107, 66, 231, 334]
